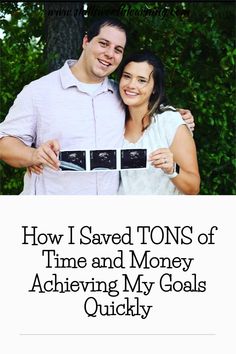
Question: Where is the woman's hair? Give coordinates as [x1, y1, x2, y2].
[119, 50, 173, 130]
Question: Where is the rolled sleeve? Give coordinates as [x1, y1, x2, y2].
[0, 84, 37, 146]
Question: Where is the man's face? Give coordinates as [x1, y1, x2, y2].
[82, 25, 126, 83]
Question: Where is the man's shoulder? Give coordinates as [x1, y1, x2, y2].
[28, 67, 61, 90]
[108, 78, 119, 92]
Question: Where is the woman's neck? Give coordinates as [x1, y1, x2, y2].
[125, 106, 150, 143]
[128, 106, 147, 123]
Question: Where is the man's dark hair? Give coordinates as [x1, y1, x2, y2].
[86, 17, 128, 42]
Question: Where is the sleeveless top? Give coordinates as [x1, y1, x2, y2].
[119, 110, 186, 195]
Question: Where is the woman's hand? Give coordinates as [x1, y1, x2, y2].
[148, 148, 174, 174]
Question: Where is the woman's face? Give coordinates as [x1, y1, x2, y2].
[119, 61, 154, 110]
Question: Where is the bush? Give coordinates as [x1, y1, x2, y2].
[0, 2, 235, 194]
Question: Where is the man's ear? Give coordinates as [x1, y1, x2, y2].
[82, 34, 89, 49]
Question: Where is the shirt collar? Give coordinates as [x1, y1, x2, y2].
[60, 60, 114, 93]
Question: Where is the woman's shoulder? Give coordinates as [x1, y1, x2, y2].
[154, 106, 184, 126]
[152, 106, 186, 145]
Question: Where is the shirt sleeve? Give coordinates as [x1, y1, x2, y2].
[0, 83, 37, 147]
[161, 110, 187, 146]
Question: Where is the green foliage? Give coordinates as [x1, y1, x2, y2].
[0, 2, 46, 194]
[119, 2, 236, 194]
[0, 2, 235, 194]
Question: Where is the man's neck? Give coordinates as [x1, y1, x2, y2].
[70, 57, 104, 84]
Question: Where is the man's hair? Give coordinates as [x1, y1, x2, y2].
[86, 17, 127, 42]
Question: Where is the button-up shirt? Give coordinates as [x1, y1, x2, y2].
[0, 60, 125, 194]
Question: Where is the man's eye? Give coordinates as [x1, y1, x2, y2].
[115, 48, 123, 54]
[122, 74, 130, 79]
[99, 41, 107, 47]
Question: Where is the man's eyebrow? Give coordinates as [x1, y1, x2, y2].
[98, 37, 125, 50]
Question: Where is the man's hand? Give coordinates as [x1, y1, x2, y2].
[27, 164, 44, 175]
[178, 108, 195, 132]
[29, 140, 60, 174]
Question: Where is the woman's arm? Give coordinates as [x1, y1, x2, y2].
[169, 125, 200, 194]
[149, 124, 200, 194]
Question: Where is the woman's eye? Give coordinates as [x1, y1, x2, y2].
[122, 74, 130, 79]
[99, 41, 107, 47]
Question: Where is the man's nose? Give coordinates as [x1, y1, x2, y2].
[104, 46, 115, 58]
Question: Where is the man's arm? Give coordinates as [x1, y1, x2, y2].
[0, 137, 60, 170]
[0, 84, 60, 171]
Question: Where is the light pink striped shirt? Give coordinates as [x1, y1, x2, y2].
[0, 60, 125, 194]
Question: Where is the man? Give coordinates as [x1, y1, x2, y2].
[0, 17, 194, 195]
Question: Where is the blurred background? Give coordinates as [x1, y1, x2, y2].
[0, 1, 235, 194]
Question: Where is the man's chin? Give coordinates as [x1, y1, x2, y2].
[94, 67, 114, 78]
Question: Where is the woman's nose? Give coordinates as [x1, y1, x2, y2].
[126, 78, 137, 89]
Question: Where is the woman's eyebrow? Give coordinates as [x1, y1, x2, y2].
[138, 75, 149, 80]
[123, 71, 149, 80]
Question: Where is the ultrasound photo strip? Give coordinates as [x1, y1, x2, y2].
[59, 149, 147, 172]
[59, 150, 86, 171]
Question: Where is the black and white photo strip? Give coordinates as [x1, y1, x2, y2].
[59, 149, 147, 172]
[90, 150, 117, 171]
[59, 150, 86, 171]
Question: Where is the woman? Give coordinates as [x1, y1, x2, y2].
[118, 51, 200, 195]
